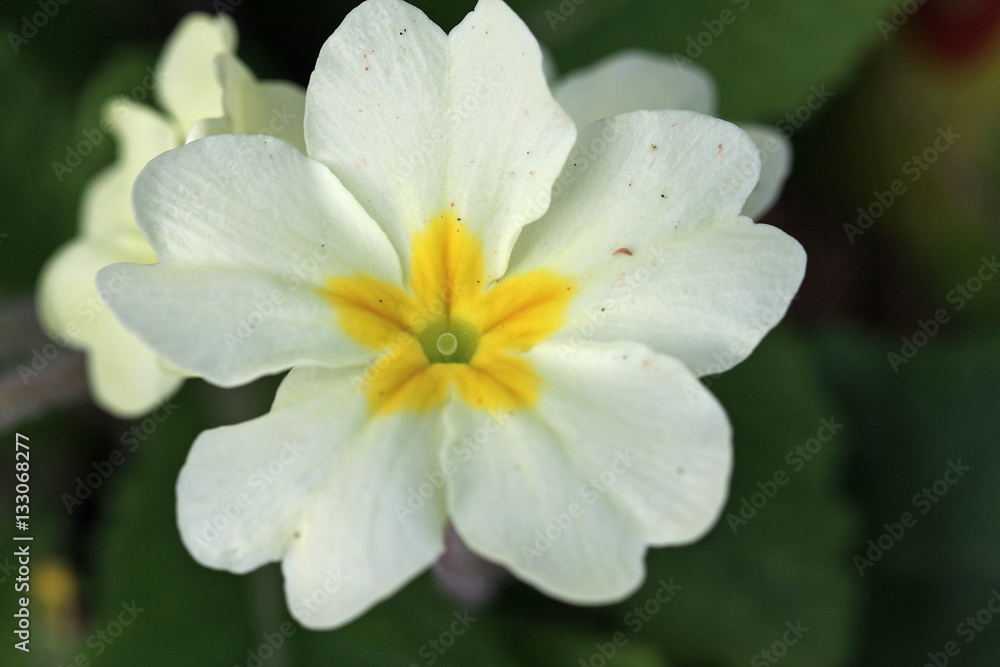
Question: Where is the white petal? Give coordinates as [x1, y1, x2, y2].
[443, 341, 731, 603]
[740, 123, 792, 219]
[559, 218, 805, 377]
[101, 134, 402, 385]
[553, 50, 716, 129]
[128, 134, 399, 281]
[507, 111, 803, 376]
[511, 110, 760, 274]
[177, 365, 447, 629]
[187, 53, 307, 154]
[36, 237, 181, 417]
[99, 263, 372, 386]
[80, 99, 178, 239]
[305, 0, 576, 279]
[155, 12, 237, 131]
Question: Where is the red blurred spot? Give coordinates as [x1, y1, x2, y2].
[914, 0, 1000, 63]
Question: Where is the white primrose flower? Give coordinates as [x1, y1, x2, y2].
[99, 0, 806, 628]
[36, 12, 305, 417]
[551, 49, 792, 220]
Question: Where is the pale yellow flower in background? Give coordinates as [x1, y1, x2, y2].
[36, 12, 305, 417]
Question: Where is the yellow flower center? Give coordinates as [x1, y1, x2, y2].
[320, 212, 574, 414]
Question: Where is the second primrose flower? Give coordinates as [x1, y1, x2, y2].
[100, 0, 806, 628]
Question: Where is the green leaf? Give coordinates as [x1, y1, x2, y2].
[83, 382, 260, 667]
[607, 327, 861, 666]
[287, 572, 521, 665]
[499, 615, 672, 667]
[516, 0, 898, 121]
[817, 325, 1000, 666]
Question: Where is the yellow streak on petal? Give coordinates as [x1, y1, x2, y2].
[475, 271, 574, 351]
[410, 213, 484, 314]
[366, 338, 446, 413]
[321, 274, 418, 349]
[459, 348, 541, 410]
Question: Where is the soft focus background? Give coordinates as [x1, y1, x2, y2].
[2, 0, 999, 665]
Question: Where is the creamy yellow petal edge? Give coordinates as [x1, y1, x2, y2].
[321, 213, 573, 414]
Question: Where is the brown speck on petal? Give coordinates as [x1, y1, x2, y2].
[717, 143, 724, 157]
[613, 248, 633, 256]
